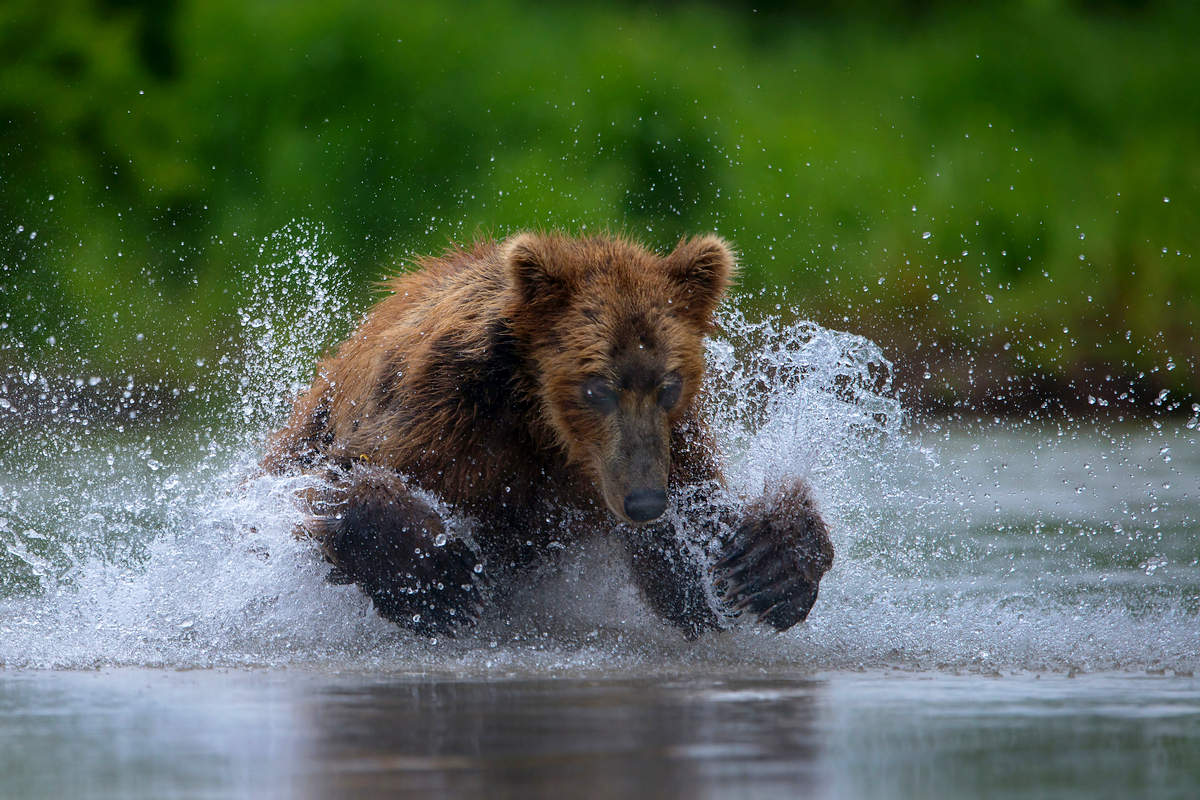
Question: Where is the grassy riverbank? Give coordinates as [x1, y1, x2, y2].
[2, 0, 1197, 411]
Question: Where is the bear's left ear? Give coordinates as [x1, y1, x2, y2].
[663, 235, 737, 328]
[505, 232, 572, 307]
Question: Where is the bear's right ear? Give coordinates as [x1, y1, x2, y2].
[663, 234, 737, 328]
[505, 233, 571, 306]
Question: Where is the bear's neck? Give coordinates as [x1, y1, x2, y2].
[397, 318, 587, 514]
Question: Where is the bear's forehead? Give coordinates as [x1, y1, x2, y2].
[610, 342, 669, 392]
[603, 310, 698, 387]
[609, 306, 663, 342]
[568, 285, 677, 334]
[567, 244, 669, 287]
[568, 238, 658, 270]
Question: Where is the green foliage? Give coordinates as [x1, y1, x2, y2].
[1, 0, 1196, 408]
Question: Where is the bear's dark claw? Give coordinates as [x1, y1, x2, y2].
[756, 580, 819, 631]
[720, 566, 821, 631]
[714, 541, 772, 578]
[714, 479, 834, 632]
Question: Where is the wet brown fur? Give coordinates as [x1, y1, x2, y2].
[265, 232, 832, 637]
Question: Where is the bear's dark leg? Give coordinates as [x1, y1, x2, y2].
[714, 478, 834, 632]
[308, 467, 484, 637]
[624, 522, 721, 639]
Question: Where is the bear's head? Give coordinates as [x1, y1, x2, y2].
[504, 232, 735, 525]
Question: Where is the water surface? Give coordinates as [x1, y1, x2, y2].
[2, 668, 1197, 799]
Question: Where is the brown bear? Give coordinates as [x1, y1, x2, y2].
[264, 232, 833, 638]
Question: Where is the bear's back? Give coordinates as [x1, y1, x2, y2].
[267, 238, 557, 510]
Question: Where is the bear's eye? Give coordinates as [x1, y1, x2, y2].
[581, 377, 618, 414]
[658, 374, 683, 410]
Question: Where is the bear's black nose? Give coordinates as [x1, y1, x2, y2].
[624, 489, 667, 523]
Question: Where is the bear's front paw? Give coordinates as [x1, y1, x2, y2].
[714, 479, 834, 632]
[310, 470, 488, 638]
[364, 536, 486, 638]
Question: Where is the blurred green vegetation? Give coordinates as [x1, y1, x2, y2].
[1, 0, 1197, 413]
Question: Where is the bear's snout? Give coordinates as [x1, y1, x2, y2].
[623, 488, 667, 523]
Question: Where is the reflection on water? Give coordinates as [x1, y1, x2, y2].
[304, 677, 824, 798]
[2, 669, 1197, 799]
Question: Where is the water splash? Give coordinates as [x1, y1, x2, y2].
[1, 227, 1196, 673]
[225, 221, 353, 440]
[707, 308, 904, 491]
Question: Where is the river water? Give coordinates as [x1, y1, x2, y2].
[1, 252, 1197, 796]
[2, 668, 1196, 799]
